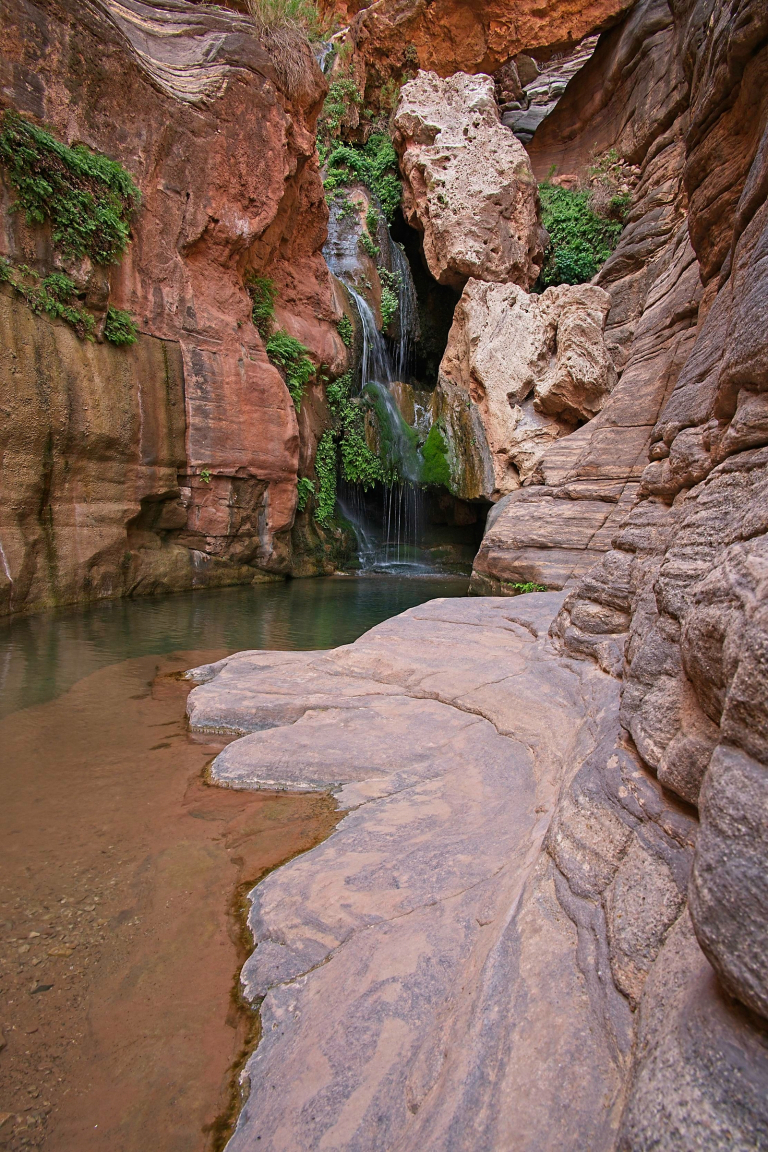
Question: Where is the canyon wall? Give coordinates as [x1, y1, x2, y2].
[0, 0, 345, 615]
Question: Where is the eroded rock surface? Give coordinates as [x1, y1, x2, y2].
[393, 72, 545, 290]
[437, 280, 615, 499]
[187, 591, 767, 1149]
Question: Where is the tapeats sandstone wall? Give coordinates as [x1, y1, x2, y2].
[0, 0, 345, 615]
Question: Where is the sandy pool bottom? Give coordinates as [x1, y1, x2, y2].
[0, 650, 338, 1152]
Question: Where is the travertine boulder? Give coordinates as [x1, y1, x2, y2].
[393, 71, 545, 289]
[437, 279, 615, 499]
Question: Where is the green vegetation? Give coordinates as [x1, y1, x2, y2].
[266, 330, 314, 409]
[313, 431, 337, 525]
[246, 274, 276, 339]
[318, 73, 362, 145]
[104, 305, 138, 345]
[365, 205, 380, 238]
[247, 0, 324, 35]
[337, 314, 353, 347]
[0, 259, 94, 339]
[378, 267, 401, 330]
[538, 182, 624, 287]
[0, 111, 140, 266]
[322, 133, 401, 221]
[359, 231, 379, 260]
[296, 476, 315, 511]
[507, 581, 547, 594]
[421, 424, 451, 487]
[201, 468, 212, 484]
[327, 371, 386, 490]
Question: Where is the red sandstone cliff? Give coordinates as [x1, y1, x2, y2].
[0, 0, 345, 614]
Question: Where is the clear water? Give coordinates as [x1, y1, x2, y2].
[0, 575, 468, 718]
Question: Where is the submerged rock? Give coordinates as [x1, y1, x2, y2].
[394, 71, 545, 290]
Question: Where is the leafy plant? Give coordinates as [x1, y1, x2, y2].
[538, 183, 623, 287]
[507, 581, 547, 594]
[377, 267, 401, 330]
[0, 111, 140, 265]
[322, 133, 401, 221]
[246, 274, 276, 339]
[313, 431, 337, 525]
[266, 330, 314, 409]
[0, 258, 94, 339]
[359, 232, 379, 260]
[296, 476, 315, 511]
[336, 314, 353, 346]
[318, 73, 362, 144]
[201, 468, 212, 484]
[421, 424, 451, 487]
[380, 284, 398, 329]
[365, 205, 380, 238]
[104, 305, 138, 345]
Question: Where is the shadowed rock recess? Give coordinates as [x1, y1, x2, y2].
[186, 0, 768, 1148]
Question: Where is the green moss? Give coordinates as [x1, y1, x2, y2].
[245, 274, 276, 339]
[538, 183, 623, 287]
[336, 314, 353, 346]
[421, 424, 451, 487]
[313, 431, 337, 525]
[0, 111, 140, 265]
[104, 305, 138, 345]
[266, 330, 314, 410]
[296, 476, 315, 511]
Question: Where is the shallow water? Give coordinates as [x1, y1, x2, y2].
[0, 575, 467, 1152]
[0, 574, 468, 719]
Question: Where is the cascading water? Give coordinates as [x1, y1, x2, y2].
[322, 190, 444, 572]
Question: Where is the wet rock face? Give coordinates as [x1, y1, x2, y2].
[0, 0, 342, 613]
[393, 71, 545, 290]
[437, 280, 615, 499]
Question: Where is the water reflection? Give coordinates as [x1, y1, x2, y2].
[0, 575, 468, 718]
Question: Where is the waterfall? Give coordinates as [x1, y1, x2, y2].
[322, 196, 438, 573]
[389, 240, 419, 378]
[346, 286, 394, 388]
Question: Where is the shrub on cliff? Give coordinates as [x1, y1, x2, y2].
[247, 0, 326, 96]
[538, 183, 623, 287]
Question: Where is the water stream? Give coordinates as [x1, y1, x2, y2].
[0, 575, 468, 1151]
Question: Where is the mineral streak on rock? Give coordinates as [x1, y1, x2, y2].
[393, 71, 546, 290]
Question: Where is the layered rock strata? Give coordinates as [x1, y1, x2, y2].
[393, 72, 545, 290]
[187, 591, 767, 1148]
[471, 0, 699, 595]
[437, 280, 616, 501]
[0, 0, 343, 614]
[552, 0, 768, 1053]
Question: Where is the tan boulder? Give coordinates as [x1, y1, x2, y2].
[393, 71, 545, 290]
[437, 280, 615, 500]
